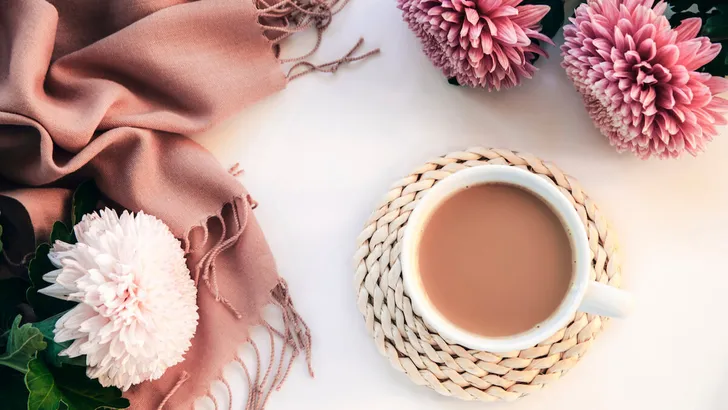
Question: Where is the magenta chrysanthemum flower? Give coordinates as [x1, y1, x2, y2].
[562, 0, 728, 158]
[398, 0, 554, 90]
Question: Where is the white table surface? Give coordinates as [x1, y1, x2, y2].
[192, 1, 728, 409]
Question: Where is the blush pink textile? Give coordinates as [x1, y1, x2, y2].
[0, 0, 309, 408]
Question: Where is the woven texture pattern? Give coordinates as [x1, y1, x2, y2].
[354, 148, 621, 402]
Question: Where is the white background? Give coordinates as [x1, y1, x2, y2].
[192, 1, 728, 409]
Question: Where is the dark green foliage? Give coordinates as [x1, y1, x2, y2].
[670, 1, 728, 77]
[1, 181, 126, 409]
[26, 244, 77, 321]
[523, 0, 566, 64]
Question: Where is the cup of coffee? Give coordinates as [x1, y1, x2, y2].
[401, 165, 632, 352]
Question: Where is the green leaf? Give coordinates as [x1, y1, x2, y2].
[25, 359, 130, 410]
[42, 342, 86, 369]
[32, 313, 63, 340]
[702, 8, 728, 40]
[0, 316, 47, 374]
[668, 0, 699, 13]
[33, 313, 86, 368]
[28, 244, 54, 290]
[49, 222, 74, 245]
[27, 244, 77, 321]
[0, 366, 30, 409]
[0, 277, 30, 333]
[26, 358, 63, 410]
[669, 10, 701, 28]
[71, 181, 101, 227]
[55, 366, 130, 410]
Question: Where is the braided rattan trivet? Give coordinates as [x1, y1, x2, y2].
[354, 148, 621, 402]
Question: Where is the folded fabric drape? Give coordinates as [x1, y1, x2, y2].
[0, 0, 363, 407]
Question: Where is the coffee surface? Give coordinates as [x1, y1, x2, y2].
[417, 183, 573, 337]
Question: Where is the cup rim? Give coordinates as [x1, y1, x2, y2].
[401, 165, 591, 352]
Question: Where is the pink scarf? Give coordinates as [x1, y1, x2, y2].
[0, 0, 375, 408]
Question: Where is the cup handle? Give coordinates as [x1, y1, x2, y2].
[578, 282, 633, 318]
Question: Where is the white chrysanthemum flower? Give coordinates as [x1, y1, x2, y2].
[40, 208, 199, 390]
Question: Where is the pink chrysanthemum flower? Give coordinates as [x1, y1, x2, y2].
[562, 0, 728, 158]
[398, 0, 554, 90]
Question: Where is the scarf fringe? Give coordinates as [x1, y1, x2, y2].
[165, 280, 312, 410]
[253, 0, 380, 80]
[187, 196, 249, 319]
[157, 371, 191, 410]
[175, 193, 312, 410]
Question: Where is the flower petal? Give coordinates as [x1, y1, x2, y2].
[511, 5, 549, 27]
[39, 283, 72, 300]
[490, 6, 518, 19]
[465, 7, 480, 24]
[493, 17, 518, 44]
[674, 18, 701, 43]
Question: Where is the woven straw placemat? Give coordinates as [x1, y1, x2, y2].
[354, 147, 621, 402]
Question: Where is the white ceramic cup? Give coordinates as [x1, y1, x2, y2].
[401, 165, 632, 352]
